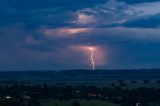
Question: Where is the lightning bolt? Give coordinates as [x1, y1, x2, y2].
[89, 47, 95, 70]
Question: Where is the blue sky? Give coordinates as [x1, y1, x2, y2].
[1, 0, 160, 70]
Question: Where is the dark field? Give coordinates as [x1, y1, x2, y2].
[1, 69, 160, 106]
[0, 69, 160, 88]
[40, 99, 120, 106]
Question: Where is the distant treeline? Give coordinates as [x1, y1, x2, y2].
[1, 69, 160, 80]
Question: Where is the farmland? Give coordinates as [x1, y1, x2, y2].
[40, 99, 120, 106]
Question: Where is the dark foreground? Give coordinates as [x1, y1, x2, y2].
[0, 84, 160, 106]
[0, 69, 160, 106]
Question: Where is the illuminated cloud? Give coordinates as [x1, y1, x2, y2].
[73, 13, 97, 24]
[25, 36, 40, 45]
[70, 0, 130, 27]
[43, 28, 92, 38]
[72, 0, 160, 28]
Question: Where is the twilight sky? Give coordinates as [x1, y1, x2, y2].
[1, 0, 160, 70]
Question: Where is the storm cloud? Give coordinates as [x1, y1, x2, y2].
[1, 0, 160, 70]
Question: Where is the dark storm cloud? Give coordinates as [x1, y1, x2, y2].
[110, 42, 160, 69]
[1, 0, 160, 70]
[1, 0, 160, 28]
[118, 0, 160, 4]
[0, 0, 107, 28]
[0, 6, 73, 28]
[123, 13, 160, 28]
[0, 0, 107, 11]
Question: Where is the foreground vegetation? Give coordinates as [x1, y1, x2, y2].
[0, 83, 160, 106]
[40, 99, 119, 106]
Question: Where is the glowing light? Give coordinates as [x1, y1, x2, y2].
[89, 47, 95, 70]
[71, 45, 106, 69]
[24, 95, 30, 99]
[5, 96, 12, 99]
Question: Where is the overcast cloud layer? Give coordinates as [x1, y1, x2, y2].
[1, 0, 160, 70]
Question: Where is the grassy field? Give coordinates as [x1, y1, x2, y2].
[40, 99, 120, 106]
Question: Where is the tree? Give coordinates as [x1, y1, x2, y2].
[143, 80, 149, 84]
[72, 100, 80, 106]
